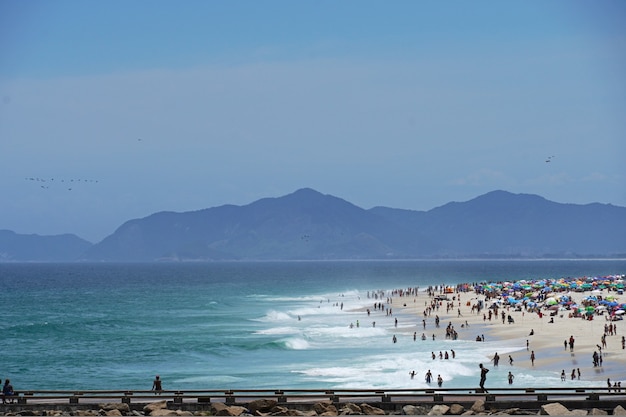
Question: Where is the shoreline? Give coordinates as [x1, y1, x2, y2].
[390, 279, 626, 388]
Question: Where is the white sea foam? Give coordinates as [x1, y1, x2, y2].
[254, 326, 298, 335]
[283, 337, 310, 350]
[303, 325, 387, 340]
[255, 310, 293, 322]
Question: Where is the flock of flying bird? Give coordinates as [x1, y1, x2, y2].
[24, 177, 99, 191]
[23, 153, 555, 193]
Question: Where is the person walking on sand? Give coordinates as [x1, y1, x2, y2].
[479, 363, 489, 392]
[530, 350, 535, 366]
[152, 375, 162, 394]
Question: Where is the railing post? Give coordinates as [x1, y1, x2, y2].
[225, 390, 235, 405]
[20, 391, 33, 405]
[122, 391, 133, 404]
[325, 391, 338, 403]
[375, 391, 388, 402]
[275, 390, 286, 402]
[174, 391, 183, 404]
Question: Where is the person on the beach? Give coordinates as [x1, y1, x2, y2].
[530, 350, 535, 366]
[508, 371, 514, 385]
[571, 369, 576, 380]
[409, 370, 416, 379]
[479, 363, 489, 392]
[577, 368, 581, 380]
[561, 370, 566, 381]
[425, 370, 433, 384]
[437, 374, 443, 387]
[152, 375, 162, 394]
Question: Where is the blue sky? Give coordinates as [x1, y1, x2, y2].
[1, 1, 625, 242]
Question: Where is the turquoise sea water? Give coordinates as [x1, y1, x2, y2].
[0, 260, 624, 392]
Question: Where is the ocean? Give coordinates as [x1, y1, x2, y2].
[1, 260, 624, 392]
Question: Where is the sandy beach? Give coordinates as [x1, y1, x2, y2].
[391, 279, 626, 387]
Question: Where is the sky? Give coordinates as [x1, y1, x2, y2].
[1, 1, 625, 243]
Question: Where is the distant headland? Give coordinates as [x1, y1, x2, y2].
[1, 189, 625, 262]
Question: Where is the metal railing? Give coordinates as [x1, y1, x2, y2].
[3, 387, 623, 405]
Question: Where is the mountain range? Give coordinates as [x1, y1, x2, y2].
[2, 189, 625, 262]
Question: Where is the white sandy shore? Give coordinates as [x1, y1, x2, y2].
[391, 288, 626, 386]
